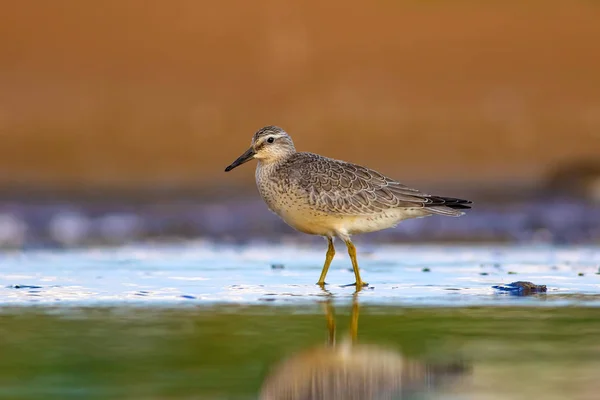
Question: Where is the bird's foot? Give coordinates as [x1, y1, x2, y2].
[316, 282, 328, 287]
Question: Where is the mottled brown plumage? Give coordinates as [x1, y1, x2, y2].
[225, 125, 472, 287]
[282, 151, 471, 216]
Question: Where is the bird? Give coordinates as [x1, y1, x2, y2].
[225, 126, 471, 288]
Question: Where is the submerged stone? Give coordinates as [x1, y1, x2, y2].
[7, 284, 43, 289]
[492, 281, 547, 296]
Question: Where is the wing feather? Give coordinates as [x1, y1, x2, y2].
[285, 152, 471, 216]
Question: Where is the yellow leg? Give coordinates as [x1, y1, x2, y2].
[350, 294, 359, 343]
[317, 237, 335, 286]
[344, 239, 368, 287]
[323, 300, 336, 346]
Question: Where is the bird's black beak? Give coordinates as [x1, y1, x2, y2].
[225, 147, 256, 172]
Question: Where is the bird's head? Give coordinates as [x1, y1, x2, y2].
[225, 126, 296, 171]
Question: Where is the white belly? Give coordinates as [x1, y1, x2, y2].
[274, 205, 431, 237]
[341, 208, 431, 235]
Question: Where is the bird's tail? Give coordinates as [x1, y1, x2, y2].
[425, 196, 472, 217]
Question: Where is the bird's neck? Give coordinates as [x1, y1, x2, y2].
[257, 152, 294, 169]
[256, 154, 294, 184]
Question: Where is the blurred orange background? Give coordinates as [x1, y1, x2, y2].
[1, 0, 599, 193]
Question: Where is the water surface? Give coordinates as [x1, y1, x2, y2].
[1, 243, 598, 306]
[1, 243, 599, 399]
[0, 304, 599, 399]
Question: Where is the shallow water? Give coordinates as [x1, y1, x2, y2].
[1, 243, 599, 306]
[1, 243, 599, 399]
[0, 304, 599, 399]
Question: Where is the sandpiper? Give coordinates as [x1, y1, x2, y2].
[225, 126, 471, 287]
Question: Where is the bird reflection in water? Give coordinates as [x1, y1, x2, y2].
[260, 296, 469, 400]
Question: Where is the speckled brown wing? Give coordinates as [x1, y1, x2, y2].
[285, 153, 470, 216]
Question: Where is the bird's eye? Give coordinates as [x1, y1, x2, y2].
[267, 137, 274, 143]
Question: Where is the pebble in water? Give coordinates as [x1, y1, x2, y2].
[492, 281, 547, 296]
